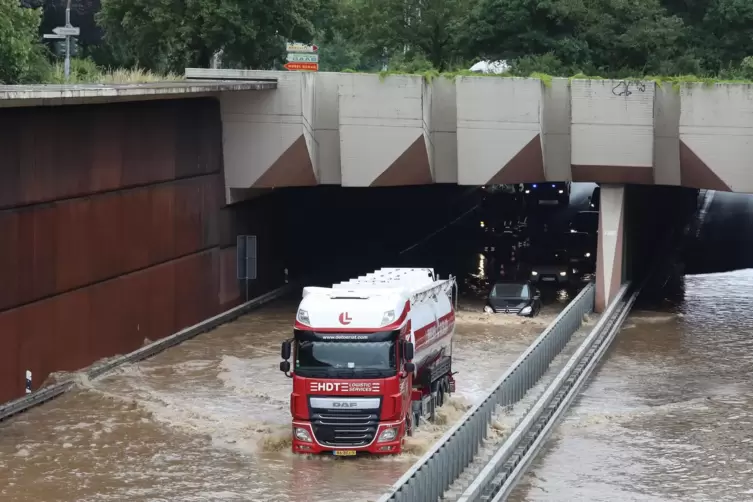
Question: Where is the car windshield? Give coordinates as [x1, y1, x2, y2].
[295, 340, 396, 378]
[491, 283, 530, 299]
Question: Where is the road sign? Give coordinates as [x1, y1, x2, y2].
[287, 53, 319, 63]
[286, 42, 318, 53]
[284, 62, 319, 72]
[53, 26, 80, 36]
[43, 34, 65, 39]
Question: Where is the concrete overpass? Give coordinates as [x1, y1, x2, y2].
[186, 68, 751, 194]
[0, 74, 719, 404]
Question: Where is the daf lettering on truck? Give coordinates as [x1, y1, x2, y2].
[280, 268, 457, 455]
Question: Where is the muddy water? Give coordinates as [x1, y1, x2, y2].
[511, 269, 753, 502]
[0, 295, 566, 502]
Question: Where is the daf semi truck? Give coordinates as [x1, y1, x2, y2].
[279, 267, 457, 455]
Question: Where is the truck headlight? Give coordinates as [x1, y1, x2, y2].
[520, 306, 532, 315]
[559, 271, 567, 276]
[585, 252, 591, 258]
[531, 271, 538, 276]
[378, 428, 398, 442]
[294, 427, 312, 443]
[297, 309, 310, 325]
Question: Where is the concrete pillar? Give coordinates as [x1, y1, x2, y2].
[595, 185, 626, 312]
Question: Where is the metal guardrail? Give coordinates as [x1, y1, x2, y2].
[0, 283, 296, 422]
[458, 282, 637, 501]
[378, 282, 595, 502]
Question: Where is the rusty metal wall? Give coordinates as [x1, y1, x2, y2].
[0, 249, 220, 403]
[0, 175, 223, 313]
[0, 98, 226, 404]
[0, 98, 222, 210]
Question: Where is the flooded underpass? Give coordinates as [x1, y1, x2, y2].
[0, 292, 569, 502]
[510, 271, 753, 501]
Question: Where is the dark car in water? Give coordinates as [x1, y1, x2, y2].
[484, 281, 542, 317]
[522, 182, 571, 207]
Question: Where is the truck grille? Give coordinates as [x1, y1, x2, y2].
[310, 407, 380, 447]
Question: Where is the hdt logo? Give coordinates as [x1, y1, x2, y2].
[338, 312, 352, 325]
[312, 382, 345, 392]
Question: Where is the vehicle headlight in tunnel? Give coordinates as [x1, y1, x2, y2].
[294, 427, 312, 443]
[584, 252, 591, 258]
[531, 271, 538, 276]
[525, 190, 530, 194]
[382, 310, 396, 325]
[480, 221, 485, 228]
[297, 309, 310, 325]
[484, 306, 493, 314]
[558, 190, 564, 194]
[520, 306, 532, 315]
[559, 271, 567, 277]
[378, 428, 398, 442]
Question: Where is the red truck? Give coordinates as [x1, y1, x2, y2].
[279, 267, 457, 455]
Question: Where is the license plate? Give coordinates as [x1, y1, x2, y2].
[542, 277, 555, 282]
[333, 450, 357, 456]
[538, 200, 558, 205]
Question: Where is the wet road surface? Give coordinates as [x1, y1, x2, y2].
[0, 294, 568, 502]
[510, 269, 753, 502]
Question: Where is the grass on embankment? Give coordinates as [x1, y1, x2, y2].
[46, 58, 183, 84]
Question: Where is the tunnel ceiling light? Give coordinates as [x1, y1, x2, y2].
[532, 184, 537, 188]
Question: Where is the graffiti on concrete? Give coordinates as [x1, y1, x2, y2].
[611, 80, 646, 97]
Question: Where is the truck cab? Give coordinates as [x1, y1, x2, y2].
[280, 268, 456, 456]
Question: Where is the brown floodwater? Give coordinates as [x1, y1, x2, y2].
[511, 269, 753, 502]
[0, 291, 568, 502]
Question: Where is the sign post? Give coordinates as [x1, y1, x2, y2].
[285, 42, 320, 72]
[44, 0, 80, 82]
[237, 235, 258, 302]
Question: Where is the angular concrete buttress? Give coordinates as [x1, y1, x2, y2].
[426, 77, 458, 183]
[678, 84, 744, 192]
[571, 80, 655, 185]
[219, 70, 318, 201]
[595, 185, 626, 312]
[457, 77, 545, 185]
[338, 74, 433, 187]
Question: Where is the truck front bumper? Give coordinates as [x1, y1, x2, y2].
[291, 420, 405, 455]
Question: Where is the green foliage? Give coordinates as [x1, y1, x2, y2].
[96, 0, 319, 74]
[44, 57, 182, 83]
[0, 0, 50, 84]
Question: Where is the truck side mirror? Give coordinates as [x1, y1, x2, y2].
[404, 362, 415, 373]
[403, 342, 414, 361]
[279, 360, 290, 373]
[281, 340, 291, 360]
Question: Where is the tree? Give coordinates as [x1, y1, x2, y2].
[465, 0, 688, 76]
[0, 0, 50, 84]
[347, 0, 467, 71]
[97, 0, 320, 73]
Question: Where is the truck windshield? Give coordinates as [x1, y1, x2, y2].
[295, 340, 397, 378]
